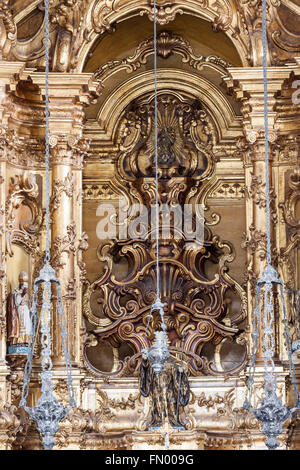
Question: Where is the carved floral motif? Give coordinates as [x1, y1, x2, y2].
[50, 172, 74, 218]
[51, 222, 77, 269]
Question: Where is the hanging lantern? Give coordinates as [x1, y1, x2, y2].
[19, 0, 75, 450]
[20, 262, 75, 450]
[243, 265, 299, 450]
[143, 298, 170, 376]
[243, 0, 300, 450]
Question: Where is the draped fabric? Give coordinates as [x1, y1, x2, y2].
[139, 357, 190, 427]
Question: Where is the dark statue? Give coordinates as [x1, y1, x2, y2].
[157, 127, 176, 166]
[139, 352, 190, 428]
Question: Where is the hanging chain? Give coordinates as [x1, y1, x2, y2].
[57, 283, 76, 406]
[263, 280, 276, 395]
[19, 0, 75, 449]
[243, 1, 299, 450]
[143, 0, 165, 339]
[19, 287, 39, 408]
[40, 280, 53, 372]
[153, 0, 160, 300]
[262, 0, 272, 266]
[44, 0, 50, 262]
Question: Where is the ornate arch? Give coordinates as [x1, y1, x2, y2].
[90, 69, 242, 145]
[77, 0, 250, 71]
[11, 0, 251, 71]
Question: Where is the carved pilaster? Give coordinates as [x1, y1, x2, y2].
[0, 63, 25, 411]
[225, 67, 295, 361]
[24, 73, 99, 368]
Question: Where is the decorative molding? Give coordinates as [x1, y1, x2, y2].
[209, 181, 245, 199]
[77, 232, 89, 283]
[82, 181, 120, 201]
[246, 171, 278, 223]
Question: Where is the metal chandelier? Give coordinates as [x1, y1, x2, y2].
[19, 0, 75, 451]
[242, 0, 299, 451]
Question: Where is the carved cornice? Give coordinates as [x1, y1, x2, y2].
[9, 0, 300, 73]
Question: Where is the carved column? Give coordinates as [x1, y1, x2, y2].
[225, 66, 295, 362]
[0, 62, 25, 448]
[28, 73, 98, 371]
[0, 65, 24, 369]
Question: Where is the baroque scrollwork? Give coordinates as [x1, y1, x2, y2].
[12, 0, 254, 72]
[246, 171, 278, 223]
[50, 172, 74, 218]
[51, 222, 77, 269]
[196, 387, 257, 430]
[0, 0, 16, 60]
[94, 31, 231, 84]
[83, 92, 247, 379]
[6, 173, 43, 256]
[278, 168, 300, 343]
[279, 169, 300, 286]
